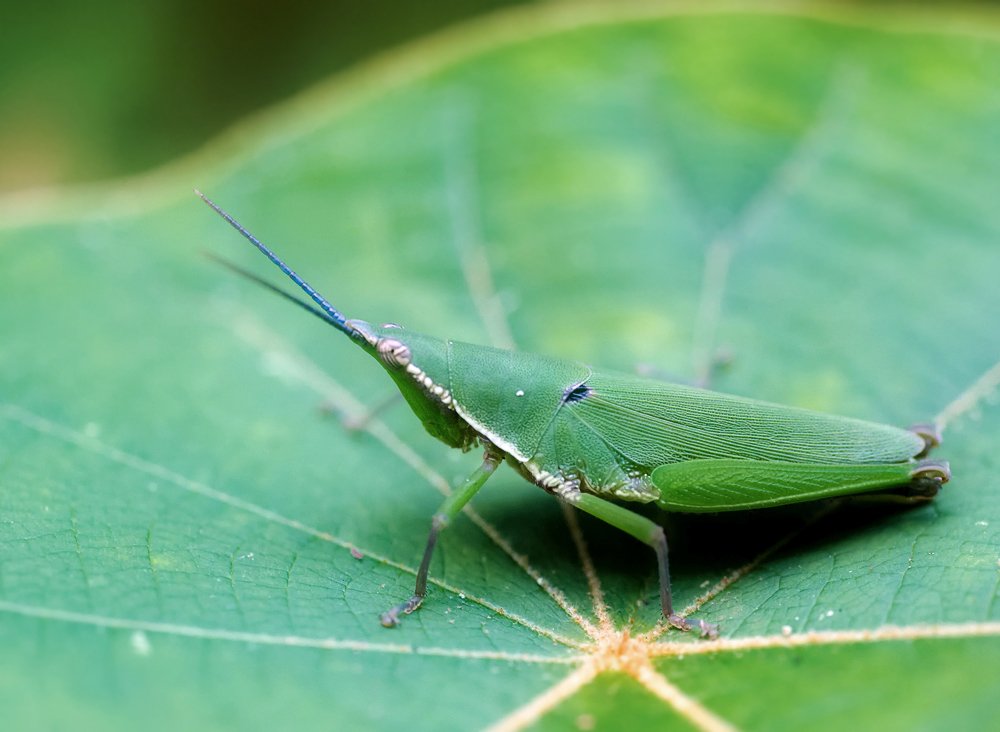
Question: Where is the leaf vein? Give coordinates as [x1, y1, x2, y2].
[0, 403, 582, 649]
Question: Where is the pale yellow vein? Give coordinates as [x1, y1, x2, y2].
[466, 506, 598, 640]
[633, 662, 738, 732]
[935, 357, 1000, 431]
[482, 617, 1000, 732]
[486, 625, 739, 732]
[443, 94, 516, 351]
[0, 600, 580, 664]
[484, 663, 598, 732]
[560, 503, 612, 635]
[0, 403, 579, 649]
[650, 621, 1000, 656]
[689, 64, 859, 384]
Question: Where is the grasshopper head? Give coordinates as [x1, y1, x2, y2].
[347, 320, 478, 452]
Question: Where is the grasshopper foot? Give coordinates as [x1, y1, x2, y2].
[317, 402, 371, 433]
[321, 392, 402, 433]
[668, 613, 719, 639]
[379, 595, 423, 628]
[908, 423, 942, 458]
[907, 459, 951, 498]
[636, 348, 733, 390]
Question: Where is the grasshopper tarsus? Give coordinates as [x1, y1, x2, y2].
[851, 459, 950, 506]
[635, 347, 734, 389]
[319, 392, 403, 432]
[694, 619, 719, 640]
[380, 596, 423, 628]
[315, 401, 372, 433]
[667, 613, 688, 631]
[341, 415, 370, 432]
[908, 422, 943, 458]
[667, 613, 716, 638]
[908, 459, 951, 497]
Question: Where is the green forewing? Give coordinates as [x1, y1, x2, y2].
[568, 371, 924, 467]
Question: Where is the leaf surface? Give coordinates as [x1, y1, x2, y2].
[2, 5, 999, 730]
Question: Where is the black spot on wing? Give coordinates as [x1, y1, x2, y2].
[562, 382, 592, 404]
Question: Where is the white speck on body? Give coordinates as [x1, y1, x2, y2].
[515, 389, 525, 397]
[130, 630, 152, 656]
[976, 520, 989, 527]
[781, 625, 793, 637]
[825, 610, 835, 618]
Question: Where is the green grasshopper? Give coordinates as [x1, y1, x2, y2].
[197, 191, 950, 637]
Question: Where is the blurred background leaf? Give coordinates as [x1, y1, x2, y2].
[0, 0, 527, 191]
[1, 3, 999, 731]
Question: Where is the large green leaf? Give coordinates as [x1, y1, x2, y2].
[2, 4, 999, 730]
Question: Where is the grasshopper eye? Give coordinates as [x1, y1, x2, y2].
[377, 338, 411, 367]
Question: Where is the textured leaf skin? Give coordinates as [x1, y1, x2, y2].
[2, 5, 999, 732]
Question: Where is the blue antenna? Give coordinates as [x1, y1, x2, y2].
[197, 190, 355, 337]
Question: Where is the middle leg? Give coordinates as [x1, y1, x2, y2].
[563, 491, 716, 637]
